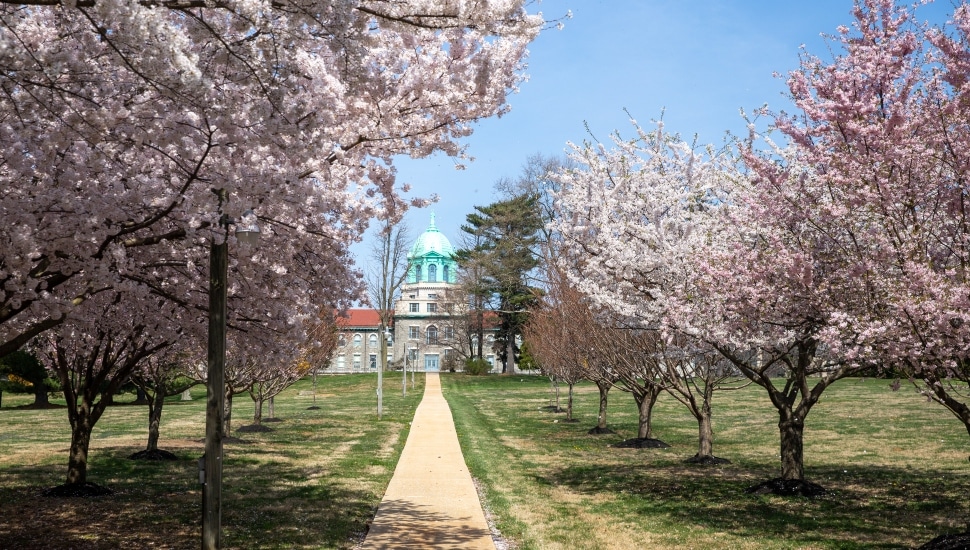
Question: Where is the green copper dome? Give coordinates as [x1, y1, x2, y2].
[407, 213, 457, 284]
[409, 213, 455, 259]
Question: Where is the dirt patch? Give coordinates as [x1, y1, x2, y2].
[684, 454, 731, 465]
[236, 424, 274, 433]
[612, 438, 670, 449]
[128, 449, 178, 461]
[587, 426, 616, 435]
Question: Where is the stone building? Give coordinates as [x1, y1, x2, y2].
[328, 215, 499, 373]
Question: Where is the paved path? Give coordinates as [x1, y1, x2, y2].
[360, 372, 495, 550]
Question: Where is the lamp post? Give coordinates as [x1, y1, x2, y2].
[202, 200, 258, 550]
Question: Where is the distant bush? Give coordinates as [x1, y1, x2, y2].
[464, 358, 491, 376]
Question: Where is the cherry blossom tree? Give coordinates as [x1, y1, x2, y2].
[552, 118, 861, 489]
[552, 121, 732, 444]
[588, 320, 665, 446]
[738, 0, 970, 452]
[129, 348, 200, 460]
[0, 1, 547, 358]
[37, 293, 178, 492]
[247, 359, 303, 428]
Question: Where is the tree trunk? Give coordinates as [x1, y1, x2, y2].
[268, 396, 275, 420]
[67, 413, 94, 485]
[134, 387, 149, 404]
[779, 411, 805, 480]
[475, 309, 484, 360]
[33, 387, 50, 407]
[253, 396, 263, 425]
[566, 382, 575, 421]
[695, 379, 715, 458]
[634, 386, 661, 440]
[146, 390, 165, 452]
[596, 381, 610, 430]
[504, 334, 515, 375]
[549, 376, 560, 410]
[697, 403, 714, 458]
[224, 392, 234, 437]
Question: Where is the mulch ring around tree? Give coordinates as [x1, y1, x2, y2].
[917, 532, 970, 550]
[236, 424, 273, 433]
[128, 449, 178, 461]
[684, 453, 731, 465]
[612, 438, 671, 449]
[744, 478, 826, 497]
[587, 426, 617, 435]
[43, 482, 114, 498]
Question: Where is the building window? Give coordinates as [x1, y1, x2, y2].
[408, 348, 418, 361]
[415, 264, 422, 282]
[353, 334, 362, 349]
[338, 334, 346, 347]
[428, 293, 437, 299]
[443, 326, 454, 341]
[443, 265, 450, 282]
[368, 333, 378, 348]
[427, 302, 437, 313]
[426, 325, 439, 345]
[428, 264, 437, 282]
[409, 326, 419, 339]
[337, 354, 346, 370]
[353, 353, 361, 370]
[409, 303, 419, 313]
[369, 354, 377, 369]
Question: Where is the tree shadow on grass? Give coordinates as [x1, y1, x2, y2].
[542, 462, 970, 549]
[0, 446, 384, 550]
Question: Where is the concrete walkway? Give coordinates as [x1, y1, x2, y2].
[360, 372, 495, 550]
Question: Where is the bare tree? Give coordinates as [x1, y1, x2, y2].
[524, 268, 590, 423]
[648, 333, 748, 463]
[302, 311, 340, 409]
[366, 220, 411, 419]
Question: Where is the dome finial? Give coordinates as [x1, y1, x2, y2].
[428, 211, 438, 231]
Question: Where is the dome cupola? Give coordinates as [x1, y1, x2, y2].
[407, 213, 457, 284]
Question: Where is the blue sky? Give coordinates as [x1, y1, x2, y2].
[355, 0, 956, 263]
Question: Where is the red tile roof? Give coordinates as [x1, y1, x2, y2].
[336, 308, 383, 328]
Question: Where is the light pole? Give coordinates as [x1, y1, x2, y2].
[202, 199, 258, 550]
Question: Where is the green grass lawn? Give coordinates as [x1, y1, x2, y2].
[0, 373, 424, 549]
[2, 373, 968, 549]
[441, 375, 970, 550]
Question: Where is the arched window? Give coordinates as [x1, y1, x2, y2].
[353, 334, 362, 348]
[428, 264, 437, 282]
[414, 264, 422, 282]
[426, 325, 439, 345]
[368, 334, 377, 348]
[338, 334, 346, 347]
[443, 265, 450, 282]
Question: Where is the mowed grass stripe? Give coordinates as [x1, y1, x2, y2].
[0, 373, 423, 549]
[441, 374, 969, 550]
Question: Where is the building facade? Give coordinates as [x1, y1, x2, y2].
[328, 215, 499, 373]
